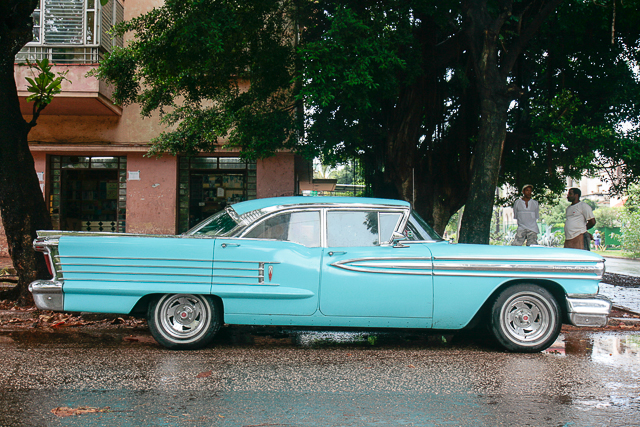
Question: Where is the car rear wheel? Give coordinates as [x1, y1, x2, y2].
[147, 294, 221, 350]
[490, 284, 561, 353]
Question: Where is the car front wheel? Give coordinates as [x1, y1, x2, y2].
[490, 284, 561, 353]
[148, 294, 221, 350]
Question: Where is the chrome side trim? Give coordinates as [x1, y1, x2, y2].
[212, 282, 280, 287]
[433, 271, 602, 280]
[60, 271, 218, 278]
[59, 278, 279, 286]
[332, 257, 433, 275]
[60, 263, 213, 270]
[433, 262, 601, 274]
[236, 202, 411, 226]
[433, 254, 603, 262]
[57, 255, 213, 262]
[433, 259, 604, 280]
[57, 255, 279, 265]
[28, 280, 64, 311]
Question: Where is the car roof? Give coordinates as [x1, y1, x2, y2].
[229, 196, 410, 216]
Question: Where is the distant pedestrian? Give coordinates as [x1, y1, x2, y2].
[564, 188, 596, 250]
[511, 184, 539, 246]
[593, 230, 601, 250]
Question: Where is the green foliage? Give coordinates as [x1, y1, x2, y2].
[22, 58, 70, 114]
[619, 184, 640, 255]
[594, 207, 623, 228]
[330, 162, 363, 185]
[619, 210, 640, 255]
[93, 0, 640, 238]
[93, 0, 304, 159]
[539, 196, 570, 229]
[500, 0, 640, 201]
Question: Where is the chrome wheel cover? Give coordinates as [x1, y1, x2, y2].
[157, 294, 210, 341]
[500, 291, 555, 346]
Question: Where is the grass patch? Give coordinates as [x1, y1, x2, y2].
[593, 250, 639, 259]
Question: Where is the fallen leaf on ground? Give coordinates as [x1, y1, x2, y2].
[196, 371, 212, 378]
[51, 406, 110, 417]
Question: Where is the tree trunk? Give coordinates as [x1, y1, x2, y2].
[458, 94, 509, 243]
[457, 0, 514, 244]
[0, 0, 52, 305]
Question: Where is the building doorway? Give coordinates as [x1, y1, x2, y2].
[49, 156, 127, 232]
[178, 156, 256, 232]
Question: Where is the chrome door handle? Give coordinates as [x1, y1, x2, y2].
[328, 251, 346, 256]
[221, 243, 240, 248]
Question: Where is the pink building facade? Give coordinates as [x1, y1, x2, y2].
[0, 0, 311, 257]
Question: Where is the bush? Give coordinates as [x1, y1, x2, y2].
[619, 210, 640, 256]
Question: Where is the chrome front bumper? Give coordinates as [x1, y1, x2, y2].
[566, 296, 612, 327]
[28, 280, 64, 311]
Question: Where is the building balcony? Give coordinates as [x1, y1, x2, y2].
[15, 0, 124, 116]
[14, 56, 121, 117]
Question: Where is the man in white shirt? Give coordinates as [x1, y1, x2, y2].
[512, 184, 539, 246]
[564, 187, 596, 250]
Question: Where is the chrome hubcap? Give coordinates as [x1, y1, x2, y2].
[501, 292, 553, 345]
[158, 294, 209, 340]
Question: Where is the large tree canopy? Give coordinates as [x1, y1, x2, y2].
[96, 0, 640, 241]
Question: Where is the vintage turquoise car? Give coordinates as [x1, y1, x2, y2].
[29, 197, 610, 352]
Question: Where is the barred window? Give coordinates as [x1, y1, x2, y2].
[21, 0, 123, 64]
[28, 0, 123, 47]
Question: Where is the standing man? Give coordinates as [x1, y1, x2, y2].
[512, 184, 540, 246]
[564, 188, 596, 250]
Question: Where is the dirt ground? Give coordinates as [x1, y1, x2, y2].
[603, 272, 640, 287]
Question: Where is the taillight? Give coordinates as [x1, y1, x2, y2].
[43, 252, 54, 277]
[34, 238, 54, 278]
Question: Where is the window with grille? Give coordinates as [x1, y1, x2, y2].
[19, 0, 124, 64]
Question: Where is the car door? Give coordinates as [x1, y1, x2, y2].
[212, 209, 322, 316]
[319, 209, 433, 319]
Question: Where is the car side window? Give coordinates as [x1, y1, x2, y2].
[404, 211, 442, 241]
[244, 211, 321, 247]
[327, 211, 402, 247]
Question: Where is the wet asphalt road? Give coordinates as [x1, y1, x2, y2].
[604, 257, 640, 277]
[1, 327, 639, 427]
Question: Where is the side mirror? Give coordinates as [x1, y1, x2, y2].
[391, 231, 408, 248]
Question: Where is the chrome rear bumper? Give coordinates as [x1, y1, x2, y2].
[28, 280, 64, 311]
[566, 296, 611, 327]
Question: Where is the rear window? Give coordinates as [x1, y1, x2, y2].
[187, 210, 239, 236]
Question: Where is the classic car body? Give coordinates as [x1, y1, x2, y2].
[29, 196, 611, 352]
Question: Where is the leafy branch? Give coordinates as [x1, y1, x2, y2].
[21, 58, 70, 129]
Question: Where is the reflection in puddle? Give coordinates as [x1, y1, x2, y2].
[590, 334, 640, 365]
[546, 332, 640, 362]
[284, 330, 446, 348]
[293, 331, 379, 347]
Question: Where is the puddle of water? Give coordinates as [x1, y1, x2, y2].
[545, 332, 640, 362]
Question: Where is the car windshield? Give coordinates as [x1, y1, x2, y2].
[186, 209, 240, 236]
[405, 211, 442, 241]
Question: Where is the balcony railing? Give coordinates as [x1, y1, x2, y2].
[16, 45, 102, 64]
[17, 0, 123, 65]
